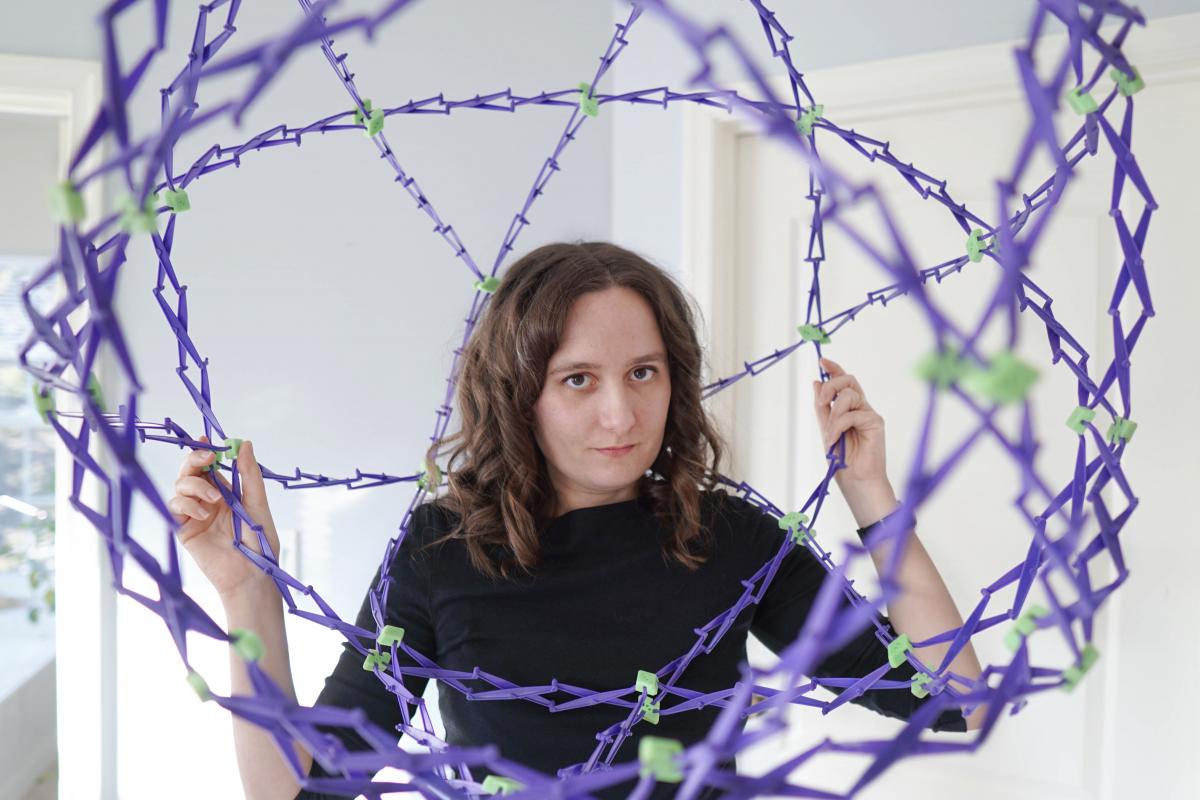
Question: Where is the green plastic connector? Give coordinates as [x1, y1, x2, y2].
[795, 104, 824, 136]
[910, 672, 933, 699]
[231, 628, 264, 662]
[777, 512, 812, 545]
[635, 669, 659, 697]
[1106, 417, 1137, 444]
[914, 344, 970, 390]
[417, 460, 441, 492]
[1066, 405, 1096, 434]
[378, 625, 406, 647]
[474, 275, 501, 294]
[86, 373, 106, 412]
[1109, 65, 1145, 97]
[366, 107, 385, 136]
[51, 181, 85, 224]
[187, 669, 212, 702]
[1003, 604, 1050, 652]
[1065, 87, 1098, 115]
[887, 634, 912, 669]
[578, 82, 599, 118]
[117, 192, 159, 234]
[362, 649, 392, 672]
[481, 775, 524, 796]
[966, 228, 987, 263]
[796, 324, 830, 344]
[641, 697, 661, 725]
[33, 386, 56, 423]
[1060, 643, 1099, 692]
[638, 736, 684, 783]
[206, 438, 244, 472]
[960, 350, 1039, 405]
[777, 512, 808, 531]
[163, 188, 191, 213]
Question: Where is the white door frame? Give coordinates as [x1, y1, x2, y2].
[0, 51, 115, 799]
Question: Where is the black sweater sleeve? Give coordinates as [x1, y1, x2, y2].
[748, 510, 967, 733]
[293, 507, 438, 799]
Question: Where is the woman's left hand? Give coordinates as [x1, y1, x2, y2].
[811, 357, 889, 488]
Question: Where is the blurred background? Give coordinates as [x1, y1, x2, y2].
[2, 1, 1198, 798]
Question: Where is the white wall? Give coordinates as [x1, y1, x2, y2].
[611, 0, 1200, 275]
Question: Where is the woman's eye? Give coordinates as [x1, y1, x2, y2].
[632, 366, 657, 381]
[562, 366, 657, 389]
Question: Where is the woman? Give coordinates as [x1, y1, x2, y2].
[169, 242, 984, 800]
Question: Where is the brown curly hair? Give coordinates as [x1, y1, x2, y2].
[420, 241, 729, 580]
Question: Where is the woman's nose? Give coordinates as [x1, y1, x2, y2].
[598, 384, 637, 431]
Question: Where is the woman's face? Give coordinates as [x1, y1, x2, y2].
[533, 286, 671, 517]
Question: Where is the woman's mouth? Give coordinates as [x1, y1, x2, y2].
[595, 444, 636, 457]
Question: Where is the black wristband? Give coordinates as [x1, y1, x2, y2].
[854, 501, 911, 542]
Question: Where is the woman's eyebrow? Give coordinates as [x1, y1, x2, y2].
[549, 351, 666, 375]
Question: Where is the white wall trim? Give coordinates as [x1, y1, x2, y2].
[0, 50, 116, 799]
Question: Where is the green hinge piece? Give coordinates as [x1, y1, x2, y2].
[51, 181, 85, 224]
[795, 104, 824, 136]
[797, 324, 830, 344]
[1106, 416, 1137, 444]
[186, 669, 212, 702]
[910, 671, 933, 699]
[1060, 643, 1100, 692]
[638, 736, 684, 783]
[578, 82, 600, 118]
[33, 385, 56, 423]
[205, 437, 244, 472]
[1065, 87, 1099, 115]
[481, 775, 525, 796]
[353, 99, 385, 136]
[966, 228, 989, 263]
[474, 275, 501, 294]
[960, 350, 1039, 405]
[1066, 405, 1096, 435]
[1109, 65, 1145, 97]
[913, 344, 970, 390]
[641, 697, 661, 725]
[362, 649, 392, 672]
[417, 460, 441, 492]
[163, 188, 191, 213]
[1003, 604, 1050, 652]
[635, 669, 659, 697]
[230, 628, 264, 662]
[887, 634, 912, 669]
[378, 625, 406, 647]
[117, 192, 159, 234]
[86, 373, 106, 412]
[777, 511, 812, 545]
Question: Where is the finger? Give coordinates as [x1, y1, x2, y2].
[168, 494, 211, 521]
[819, 358, 844, 378]
[178, 434, 216, 481]
[827, 409, 879, 444]
[176, 475, 223, 504]
[812, 380, 831, 430]
[815, 374, 856, 407]
[235, 440, 269, 513]
[829, 387, 863, 414]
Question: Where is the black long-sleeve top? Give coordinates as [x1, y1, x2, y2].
[294, 490, 965, 799]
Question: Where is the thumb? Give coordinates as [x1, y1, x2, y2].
[236, 440, 269, 514]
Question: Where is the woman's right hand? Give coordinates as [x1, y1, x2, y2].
[168, 435, 282, 599]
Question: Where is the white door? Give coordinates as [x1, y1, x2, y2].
[686, 14, 1200, 800]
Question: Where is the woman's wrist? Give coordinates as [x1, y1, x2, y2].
[840, 478, 899, 530]
[220, 574, 280, 612]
